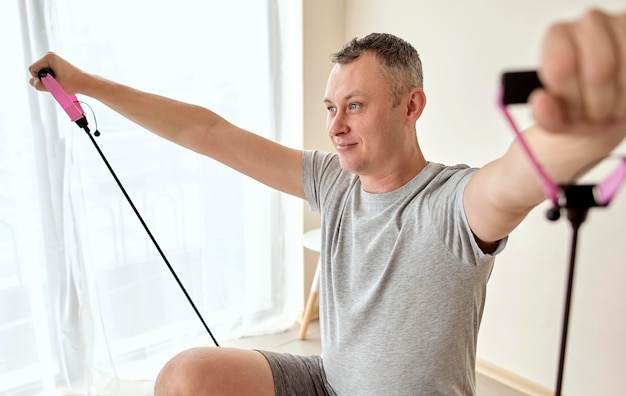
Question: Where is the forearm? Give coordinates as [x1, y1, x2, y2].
[71, 73, 305, 198]
[466, 122, 626, 243]
[493, 123, 624, 209]
[464, 9, 626, 245]
[80, 75, 223, 155]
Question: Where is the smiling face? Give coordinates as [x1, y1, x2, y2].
[324, 51, 427, 192]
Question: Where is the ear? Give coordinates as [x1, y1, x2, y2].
[406, 87, 427, 122]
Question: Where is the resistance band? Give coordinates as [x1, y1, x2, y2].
[38, 68, 220, 347]
[499, 70, 626, 395]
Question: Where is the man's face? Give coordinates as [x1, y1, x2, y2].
[323, 52, 409, 179]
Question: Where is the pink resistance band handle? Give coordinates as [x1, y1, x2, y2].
[38, 68, 85, 122]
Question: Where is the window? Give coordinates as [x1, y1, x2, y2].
[1, 1, 302, 393]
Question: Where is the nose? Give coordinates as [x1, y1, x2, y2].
[327, 110, 348, 137]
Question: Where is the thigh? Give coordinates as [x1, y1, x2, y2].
[155, 347, 274, 396]
[257, 350, 336, 396]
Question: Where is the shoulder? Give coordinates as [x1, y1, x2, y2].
[421, 162, 477, 192]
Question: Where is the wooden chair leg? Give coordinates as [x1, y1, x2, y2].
[298, 261, 320, 340]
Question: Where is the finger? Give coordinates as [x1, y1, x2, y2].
[609, 12, 626, 121]
[29, 76, 47, 92]
[574, 9, 618, 123]
[28, 66, 47, 91]
[538, 22, 582, 126]
[28, 51, 59, 83]
[529, 89, 567, 133]
[28, 58, 49, 79]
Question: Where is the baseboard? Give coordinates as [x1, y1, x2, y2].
[476, 358, 553, 396]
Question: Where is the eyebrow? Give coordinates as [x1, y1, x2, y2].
[323, 91, 368, 104]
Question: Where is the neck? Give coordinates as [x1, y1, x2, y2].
[360, 151, 428, 193]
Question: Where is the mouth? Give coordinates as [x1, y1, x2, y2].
[335, 142, 357, 152]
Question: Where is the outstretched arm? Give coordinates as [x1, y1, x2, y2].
[464, 9, 626, 251]
[28, 53, 305, 199]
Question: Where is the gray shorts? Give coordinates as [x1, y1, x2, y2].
[256, 350, 336, 396]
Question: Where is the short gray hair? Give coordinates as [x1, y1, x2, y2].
[331, 33, 423, 106]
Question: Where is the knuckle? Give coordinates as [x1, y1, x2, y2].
[541, 24, 577, 86]
[541, 55, 576, 87]
[584, 54, 615, 84]
[580, 8, 608, 25]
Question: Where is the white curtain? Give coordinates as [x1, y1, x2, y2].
[1, 0, 302, 394]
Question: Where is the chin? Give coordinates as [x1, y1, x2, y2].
[337, 156, 363, 175]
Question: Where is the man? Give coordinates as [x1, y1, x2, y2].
[29, 8, 626, 395]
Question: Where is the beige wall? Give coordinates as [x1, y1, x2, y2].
[301, 0, 345, 302]
[302, 0, 626, 394]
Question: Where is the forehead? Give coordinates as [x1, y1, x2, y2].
[324, 52, 391, 101]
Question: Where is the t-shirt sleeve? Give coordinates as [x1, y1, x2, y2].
[302, 150, 347, 214]
[427, 167, 507, 266]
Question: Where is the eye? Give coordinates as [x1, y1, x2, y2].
[327, 106, 337, 114]
[348, 103, 360, 110]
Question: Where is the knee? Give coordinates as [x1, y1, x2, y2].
[154, 348, 209, 396]
[154, 347, 274, 396]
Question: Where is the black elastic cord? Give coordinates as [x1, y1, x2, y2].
[554, 227, 577, 395]
[82, 126, 220, 347]
[554, 207, 587, 395]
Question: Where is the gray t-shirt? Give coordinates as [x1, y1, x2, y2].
[302, 150, 505, 395]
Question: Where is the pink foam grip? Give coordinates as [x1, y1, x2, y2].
[40, 74, 84, 122]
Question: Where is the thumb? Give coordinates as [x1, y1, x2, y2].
[29, 76, 48, 92]
[529, 89, 568, 133]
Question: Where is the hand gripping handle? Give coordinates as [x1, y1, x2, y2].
[38, 68, 88, 130]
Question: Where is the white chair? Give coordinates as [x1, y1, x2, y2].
[299, 228, 321, 340]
